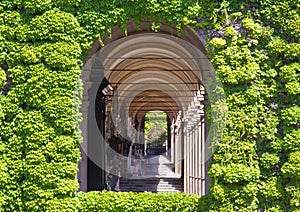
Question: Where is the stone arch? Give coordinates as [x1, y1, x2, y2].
[79, 21, 213, 195]
[86, 20, 207, 61]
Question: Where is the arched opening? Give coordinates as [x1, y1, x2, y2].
[144, 110, 168, 156]
[79, 21, 212, 195]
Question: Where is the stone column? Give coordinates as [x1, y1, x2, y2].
[79, 54, 107, 191]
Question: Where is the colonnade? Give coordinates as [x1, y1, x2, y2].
[183, 86, 206, 196]
[79, 23, 212, 195]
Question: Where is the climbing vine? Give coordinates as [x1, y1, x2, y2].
[0, 0, 299, 211]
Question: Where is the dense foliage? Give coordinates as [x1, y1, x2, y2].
[144, 111, 167, 146]
[0, 0, 299, 211]
[77, 191, 199, 211]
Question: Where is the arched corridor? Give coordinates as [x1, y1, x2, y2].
[79, 22, 215, 196]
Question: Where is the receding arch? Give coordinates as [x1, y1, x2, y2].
[79, 21, 211, 195]
[129, 90, 180, 121]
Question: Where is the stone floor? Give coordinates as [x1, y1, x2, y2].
[119, 154, 183, 192]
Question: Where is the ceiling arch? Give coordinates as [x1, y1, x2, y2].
[91, 26, 208, 123]
[128, 90, 180, 121]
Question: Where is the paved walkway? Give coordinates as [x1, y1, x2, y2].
[119, 154, 183, 192]
[131, 154, 178, 177]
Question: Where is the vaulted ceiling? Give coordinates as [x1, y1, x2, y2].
[78, 21, 217, 194]
[90, 22, 209, 123]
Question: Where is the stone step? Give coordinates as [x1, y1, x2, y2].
[141, 163, 174, 168]
[119, 177, 183, 193]
[121, 180, 182, 183]
[140, 163, 174, 174]
[128, 161, 175, 176]
[120, 187, 183, 192]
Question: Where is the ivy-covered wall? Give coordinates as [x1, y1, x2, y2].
[0, 0, 299, 211]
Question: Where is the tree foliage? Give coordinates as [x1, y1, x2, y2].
[0, 0, 299, 211]
[144, 111, 167, 145]
[78, 191, 199, 211]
